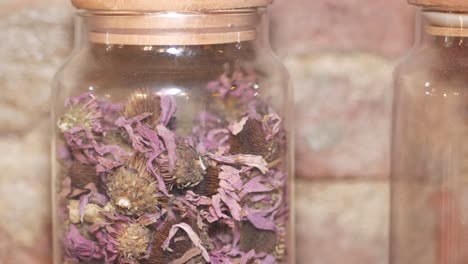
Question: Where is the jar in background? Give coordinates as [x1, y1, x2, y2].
[391, 1, 468, 263]
[52, 0, 294, 263]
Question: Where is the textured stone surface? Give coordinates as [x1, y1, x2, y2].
[270, 0, 415, 57]
[0, 125, 52, 264]
[289, 53, 394, 179]
[296, 179, 389, 264]
[0, 2, 72, 134]
[0, 1, 72, 263]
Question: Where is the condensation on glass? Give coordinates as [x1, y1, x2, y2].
[391, 1, 468, 264]
[51, 1, 294, 263]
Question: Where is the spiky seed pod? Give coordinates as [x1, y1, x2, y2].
[229, 118, 278, 162]
[239, 221, 277, 254]
[173, 144, 205, 189]
[117, 223, 151, 261]
[192, 166, 220, 197]
[142, 217, 201, 264]
[68, 162, 100, 189]
[156, 141, 205, 191]
[58, 97, 102, 133]
[123, 88, 162, 126]
[107, 155, 164, 216]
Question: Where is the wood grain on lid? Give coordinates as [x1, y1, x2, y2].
[72, 0, 273, 11]
[426, 26, 468, 36]
[408, 0, 468, 9]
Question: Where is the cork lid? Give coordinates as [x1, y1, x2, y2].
[408, 0, 468, 10]
[76, 3, 264, 46]
[72, 0, 273, 11]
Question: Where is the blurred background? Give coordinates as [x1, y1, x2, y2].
[0, 0, 415, 263]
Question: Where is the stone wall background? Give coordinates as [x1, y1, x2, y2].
[0, 0, 415, 263]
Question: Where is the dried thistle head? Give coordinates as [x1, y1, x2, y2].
[107, 155, 164, 216]
[68, 162, 99, 189]
[229, 118, 278, 162]
[239, 221, 277, 254]
[58, 96, 102, 133]
[123, 89, 162, 126]
[156, 141, 205, 190]
[192, 166, 220, 197]
[117, 223, 151, 261]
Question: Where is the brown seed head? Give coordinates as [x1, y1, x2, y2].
[123, 89, 162, 126]
[155, 141, 206, 191]
[192, 166, 220, 197]
[229, 118, 278, 162]
[142, 217, 200, 264]
[117, 223, 151, 261]
[173, 143, 205, 189]
[107, 155, 163, 216]
[58, 104, 100, 132]
[68, 162, 99, 189]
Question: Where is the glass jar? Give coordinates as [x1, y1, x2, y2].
[51, 1, 294, 263]
[391, 1, 468, 264]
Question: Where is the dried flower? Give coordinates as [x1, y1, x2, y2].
[64, 225, 103, 262]
[156, 140, 206, 190]
[68, 162, 100, 190]
[68, 200, 114, 225]
[93, 214, 152, 262]
[123, 89, 162, 127]
[229, 118, 278, 162]
[107, 155, 164, 216]
[192, 166, 221, 197]
[117, 223, 151, 261]
[60, 79, 288, 264]
[58, 93, 102, 133]
[142, 219, 198, 264]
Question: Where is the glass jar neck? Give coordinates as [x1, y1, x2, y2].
[74, 8, 270, 49]
[416, 9, 468, 48]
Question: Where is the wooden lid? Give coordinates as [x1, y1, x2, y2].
[72, 0, 273, 11]
[408, 0, 468, 10]
[83, 9, 261, 46]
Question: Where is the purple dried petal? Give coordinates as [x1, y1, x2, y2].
[185, 191, 212, 206]
[261, 255, 277, 264]
[209, 154, 269, 174]
[262, 114, 282, 141]
[211, 194, 230, 220]
[137, 212, 164, 226]
[65, 225, 103, 261]
[160, 95, 177, 126]
[156, 124, 177, 172]
[228, 116, 249, 136]
[246, 214, 276, 231]
[115, 114, 152, 153]
[147, 151, 170, 196]
[135, 123, 164, 152]
[218, 166, 243, 191]
[162, 223, 211, 263]
[240, 176, 275, 197]
[240, 250, 256, 264]
[218, 189, 242, 221]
